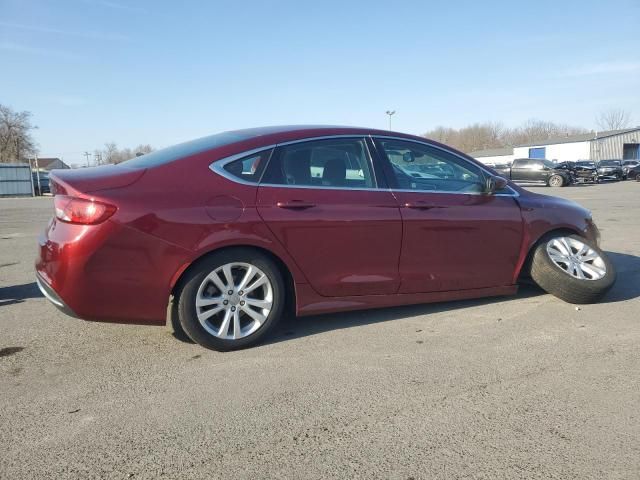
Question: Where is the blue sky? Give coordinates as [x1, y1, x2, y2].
[1, 0, 639, 166]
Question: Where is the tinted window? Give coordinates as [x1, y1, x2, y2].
[377, 140, 484, 193]
[120, 131, 258, 169]
[263, 138, 375, 189]
[222, 150, 271, 183]
[512, 159, 531, 168]
[542, 160, 556, 168]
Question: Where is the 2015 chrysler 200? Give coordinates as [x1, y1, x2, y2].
[36, 126, 616, 351]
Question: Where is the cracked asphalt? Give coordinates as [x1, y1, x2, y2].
[1, 181, 639, 479]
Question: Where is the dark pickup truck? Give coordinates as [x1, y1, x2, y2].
[493, 158, 572, 187]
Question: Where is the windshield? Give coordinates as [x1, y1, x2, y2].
[577, 161, 595, 167]
[542, 160, 556, 168]
[599, 160, 621, 166]
[120, 130, 258, 169]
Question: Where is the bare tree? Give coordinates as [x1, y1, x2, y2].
[94, 142, 155, 165]
[0, 103, 38, 163]
[596, 108, 631, 131]
[103, 142, 119, 164]
[424, 119, 587, 153]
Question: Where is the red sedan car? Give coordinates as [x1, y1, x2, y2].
[36, 126, 616, 350]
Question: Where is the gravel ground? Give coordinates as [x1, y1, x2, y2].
[1, 181, 639, 479]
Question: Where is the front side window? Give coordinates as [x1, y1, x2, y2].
[222, 149, 271, 183]
[263, 138, 375, 189]
[377, 139, 485, 193]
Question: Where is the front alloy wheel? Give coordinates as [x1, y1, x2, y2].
[177, 249, 284, 351]
[548, 174, 564, 187]
[545, 237, 606, 280]
[530, 234, 615, 304]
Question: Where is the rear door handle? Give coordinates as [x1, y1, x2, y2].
[276, 201, 316, 210]
[404, 201, 439, 210]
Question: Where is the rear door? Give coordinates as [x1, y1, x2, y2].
[372, 137, 523, 293]
[256, 137, 402, 297]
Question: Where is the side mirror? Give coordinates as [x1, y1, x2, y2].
[402, 151, 415, 163]
[484, 175, 508, 194]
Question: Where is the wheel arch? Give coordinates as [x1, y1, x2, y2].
[169, 244, 297, 316]
[516, 226, 584, 281]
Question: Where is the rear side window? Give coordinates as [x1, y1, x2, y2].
[222, 150, 272, 183]
[262, 138, 376, 189]
[512, 159, 531, 168]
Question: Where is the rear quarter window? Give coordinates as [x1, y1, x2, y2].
[221, 150, 272, 184]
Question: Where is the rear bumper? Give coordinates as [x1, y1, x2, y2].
[35, 271, 78, 318]
[35, 217, 188, 325]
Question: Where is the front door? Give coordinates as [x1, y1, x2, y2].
[257, 137, 402, 297]
[373, 137, 523, 293]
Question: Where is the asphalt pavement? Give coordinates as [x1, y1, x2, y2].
[1, 181, 639, 479]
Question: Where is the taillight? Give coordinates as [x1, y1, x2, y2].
[54, 195, 116, 225]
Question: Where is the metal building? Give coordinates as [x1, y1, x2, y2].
[471, 127, 640, 165]
[0, 163, 33, 197]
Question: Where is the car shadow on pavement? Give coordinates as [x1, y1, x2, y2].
[264, 284, 546, 346]
[264, 250, 640, 345]
[0, 282, 42, 307]
[601, 251, 640, 303]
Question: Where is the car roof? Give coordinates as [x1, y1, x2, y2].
[211, 125, 424, 143]
[120, 125, 451, 170]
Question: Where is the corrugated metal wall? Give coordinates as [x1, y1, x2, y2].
[0, 164, 33, 196]
[591, 130, 640, 161]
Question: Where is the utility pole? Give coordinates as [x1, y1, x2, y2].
[34, 155, 41, 196]
[83, 151, 91, 167]
[29, 157, 36, 196]
[385, 110, 396, 130]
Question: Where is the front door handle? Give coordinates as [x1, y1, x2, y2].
[404, 201, 439, 210]
[276, 200, 316, 210]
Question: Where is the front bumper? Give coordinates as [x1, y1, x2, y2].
[597, 170, 622, 178]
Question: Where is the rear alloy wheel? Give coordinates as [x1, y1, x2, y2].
[548, 174, 564, 187]
[530, 234, 616, 304]
[177, 249, 284, 351]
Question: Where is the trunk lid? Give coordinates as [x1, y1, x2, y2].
[50, 165, 146, 196]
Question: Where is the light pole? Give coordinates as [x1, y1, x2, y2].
[385, 110, 396, 130]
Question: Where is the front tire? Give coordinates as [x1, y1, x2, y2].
[177, 249, 285, 351]
[548, 174, 564, 187]
[530, 234, 615, 304]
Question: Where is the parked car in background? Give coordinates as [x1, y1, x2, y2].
[564, 161, 600, 184]
[36, 126, 615, 351]
[627, 164, 640, 181]
[32, 171, 50, 195]
[622, 160, 640, 179]
[493, 158, 572, 187]
[596, 160, 624, 181]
